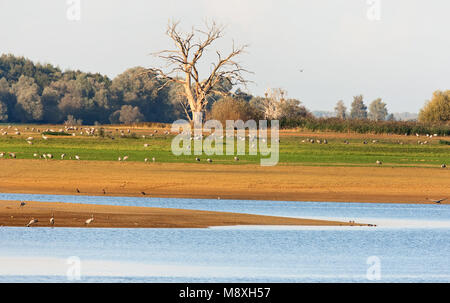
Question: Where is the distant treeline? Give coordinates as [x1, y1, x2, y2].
[1, 54, 448, 135]
[280, 118, 450, 136]
[0, 54, 312, 126]
[0, 54, 198, 125]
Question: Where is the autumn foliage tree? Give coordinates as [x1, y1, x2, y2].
[207, 96, 260, 125]
[350, 95, 368, 119]
[11, 75, 43, 122]
[334, 100, 347, 119]
[0, 78, 11, 121]
[419, 90, 450, 123]
[368, 98, 388, 121]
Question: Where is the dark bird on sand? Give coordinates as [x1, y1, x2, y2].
[428, 198, 447, 204]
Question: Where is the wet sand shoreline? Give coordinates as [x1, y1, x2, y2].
[0, 200, 368, 228]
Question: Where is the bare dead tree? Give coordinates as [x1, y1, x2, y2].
[144, 21, 250, 122]
[262, 88, 286, 120]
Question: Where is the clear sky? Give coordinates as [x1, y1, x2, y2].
[0, 0, 449, 112]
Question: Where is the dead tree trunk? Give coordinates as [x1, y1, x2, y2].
[145, 21, 250, 122]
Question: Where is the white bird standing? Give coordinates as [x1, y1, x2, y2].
[85, 215, 94, 226]
[75, 155, 80, 160]
[26, 218, 38, 227]
[50, 213, 55, 226]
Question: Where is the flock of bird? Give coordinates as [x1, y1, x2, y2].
[0, 126, 448, 168]
[0, 126, 168, 163]
[17, 195, 448, 229]
[300, 137, 447, 167]
[19, 201, 95, 227]
[76, 186, 149, 197]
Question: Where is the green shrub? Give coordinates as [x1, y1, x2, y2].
[280, 117, 450, 136]
[42, 131, 71, 136]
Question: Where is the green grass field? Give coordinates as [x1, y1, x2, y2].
[0, 128, 448, 167]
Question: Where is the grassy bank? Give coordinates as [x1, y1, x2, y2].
[0, 125, 448, 167]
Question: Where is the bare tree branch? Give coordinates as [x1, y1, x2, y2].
[147, 20, 250, 121]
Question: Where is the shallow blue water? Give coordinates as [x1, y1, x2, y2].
[0, 193, 449, 283]
[1, 192, 449, 222]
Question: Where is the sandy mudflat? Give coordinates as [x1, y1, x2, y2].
[0, 160, 448, 204]
[0, 200, 366, 228]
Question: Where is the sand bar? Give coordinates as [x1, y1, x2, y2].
[0, 160, 448, 203]
[0, 200, 367, 228]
